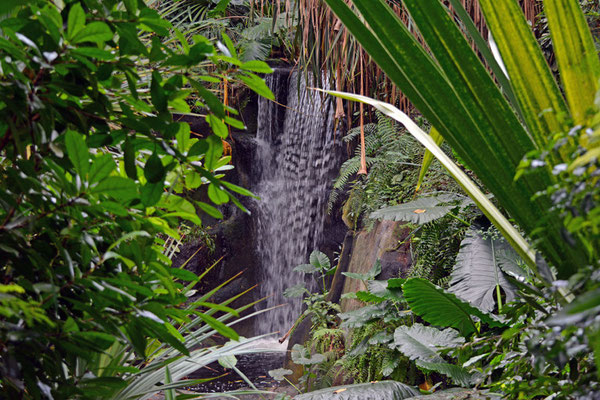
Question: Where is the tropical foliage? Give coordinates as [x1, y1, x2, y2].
[0, 0, 275, 397]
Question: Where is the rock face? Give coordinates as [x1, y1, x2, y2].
[338, 220, 412, 312]
[285, 221, 413, 383]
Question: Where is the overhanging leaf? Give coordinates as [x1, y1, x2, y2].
[322, 90, 537, 274]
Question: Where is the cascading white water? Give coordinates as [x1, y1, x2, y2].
[253, 70, 340, 335]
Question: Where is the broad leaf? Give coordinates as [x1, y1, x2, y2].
[342, 259, 381, 281]
[449, 231, 518, 312]
[403, 278, 505, 336]
[268, 368, 293, 382]
[293, 381, 419, 400]
[393, 323, 464, 363]
[72, 22, 113, 44]
[365, 280, 403, 303]
[370, 196, 454, 225]
[65, 130, 89, 177]
[294, 264, 318, 274]
[416, 360, 480, 388]
[339, 303, 388, 328]
[283, 283, 308, 298]
[290, 344, 325, 365]
[309, 250, 330, 272]
[92, 177, 137, 201]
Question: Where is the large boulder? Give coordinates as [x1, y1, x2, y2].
[339, 220, 412, 313]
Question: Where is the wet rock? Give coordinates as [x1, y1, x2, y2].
[340, 221, 412, 313]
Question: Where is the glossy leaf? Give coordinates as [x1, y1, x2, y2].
[65, 130, 89, 178]
[72, 22, 113, 44]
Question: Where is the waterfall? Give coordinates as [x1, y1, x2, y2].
[253, 70, 341, 336]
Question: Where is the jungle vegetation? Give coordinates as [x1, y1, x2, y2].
[0, 0, 599, 399]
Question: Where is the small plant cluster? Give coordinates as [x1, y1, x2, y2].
[0, 0, 274, 398]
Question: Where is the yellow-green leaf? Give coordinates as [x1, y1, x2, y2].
[545, 0, 600, 124]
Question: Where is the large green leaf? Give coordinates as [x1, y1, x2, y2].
[293, 381, 419, 400]
[449, 230, 518, 312]
[370, 195, 454, 225]
[415, 360, 480, 388]
[392, 323, 464, 363]
[403, 278, 505, 336]
[545, 0, 600, 124]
